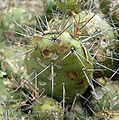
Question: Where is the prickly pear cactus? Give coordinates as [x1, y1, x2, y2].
[0, 6, 36, 42]
[25, 30, 93, 103]
[31, 96, 63, 120]
[48, 11, 118, 79]
[88, 77, 119, 119]
[0, 0, 119, 120]
[78, 11, 118, 78]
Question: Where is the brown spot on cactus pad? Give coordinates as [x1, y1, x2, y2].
[42, 48, 52, 58]
[68, 71, 78, 80]
[56, 45, 68, 54]
[78, 79, 84, 85]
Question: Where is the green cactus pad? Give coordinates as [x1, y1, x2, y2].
[78, 11, 118, 78]
[0, 6, 36, 42]
[25, 30, 93, 103]
[1, 6, 36, 30]
[88, 78, 119, 112]
[32, 96, 63, 120]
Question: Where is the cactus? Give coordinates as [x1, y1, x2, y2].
[48, 10, 118, 78]
[31, 96, 63, 120]
[0, 6, 36, 43]
[25, 30, 93, 104]
[0, 0, 119, 120]
[78, 11, 118, 78]
[87, 77, 119, 119]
